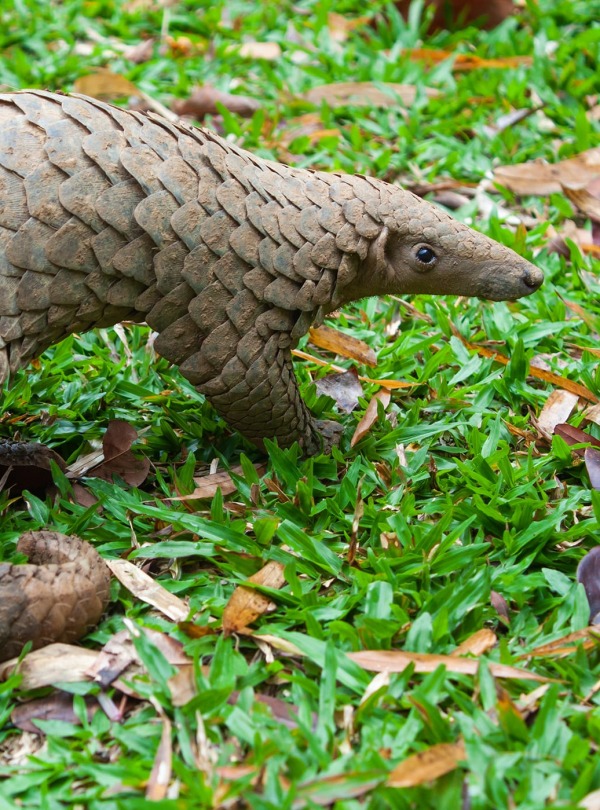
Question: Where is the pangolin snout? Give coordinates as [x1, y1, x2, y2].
[522, 264, 544, 291]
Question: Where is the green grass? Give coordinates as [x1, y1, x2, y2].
[1, 0, 600, 807]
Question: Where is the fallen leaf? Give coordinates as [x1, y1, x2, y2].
[292, 349, 414, 389]
[584, 403, 600, 425]
[347, 650, 552, 682]
[523, 627, 600, 658]
[222, 561, 286, 633]
[581, 789, 600, 810]
[73, 68, 139, 100]
[171, 84, 261, 119]
[459, 338, 598, 402]
[107, 559, 189, 622]
[163, 35, 195, 58]
[88, 420, 150, 487]
[483, 106, 541, 138]
[0, 644, 99, 688]
[171, 462, 266, 501]
[123, 38, 155, 63]
[12, 693, 98, 735]
[327, 12, 370, 42]
[309, 325, 377, 367]
[559, 295, 600, 331]
[546, 220, 592, 258]
[586, 447, 600, 490]
[88, 633, 138, 687]
[451, 628, 497, 657]
[405, 47, 530, 70]
[303, 81, 439, 109]
[295, 771, 383, 806]
[350, 389, 392, 447]
[490, 590, 511, 626]
[315, 370, 364, 413]
[537, 390, 579, 439]
[276, 113, 341, 150]
[250, 633, 304, 657]
[494, 148, 600, 196]
[146, 716, 172, 800]
[387, 741, 466, 787]
[554, 423, 600, 455]
[563, 180, 600, 222]
[238, 41, 282, 60]
[577, 547, 600, 624]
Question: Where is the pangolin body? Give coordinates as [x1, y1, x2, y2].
[0, 90, 543, 451]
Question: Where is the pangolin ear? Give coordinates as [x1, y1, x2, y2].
[366, 225, 391, 271]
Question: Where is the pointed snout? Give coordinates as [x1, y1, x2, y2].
[479, 258, 544, 301]
[521, 263, 544, 293]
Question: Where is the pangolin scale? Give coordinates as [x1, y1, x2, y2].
[0, 90, 542, 451]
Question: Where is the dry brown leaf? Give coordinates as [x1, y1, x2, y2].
[495, 148, 600, 196]
[315, 369, 364, 413]
[347, 649, 552, 682]
[554, 422, 600, 455]
[222, 561, 286, 634]
[483, 106, 541, 137]
[249, 633, 304, 657]
[292, 349, 414, 389]
[87, 632, 138, 687]
[580, 789, 600, 810]
[107, 559, 189, 622]
[171, 462, 266, 501]
[171, 85, 260, 119]
[304, 81, 439, 109]
[460, 339, 598, 402]
[577, 547, 600, 624]
[522, 627, 600, 658]
[88, 419, 150, 486]
[123, 38, 155, 63]
[350, 389, 392, 448]
[546, 220, 592, 258]
[585, 447, 600, 490]
[327, 12, 370, 41]
[451, 628, 497, 657]
[106, 627, 198, 705]
[584, 403, 600, 425]
[563, 181, 600, 222]
[238, 41, 282, 60]
[309, 325, 377, 367]
[387, 741, 466, 787]
[559, 295, 600, 332]
[537, 390, 579, 439]
[276, 113, 341, 150]
[0, 644, 99, 688]
[296, 772, 383, 804]
[73, 69, 139, 100]
[12, 693, 98, 735]
[146, 716, 173, 800]
[163, 35, 196, 58]
[405, 47, 530, 70]
[491, 590, 511, 625]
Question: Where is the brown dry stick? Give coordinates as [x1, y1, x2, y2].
[0, 90, 542, 454]
[0, 531, 110, 663]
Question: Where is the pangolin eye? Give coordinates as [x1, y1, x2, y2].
[416, 246, 437, 265]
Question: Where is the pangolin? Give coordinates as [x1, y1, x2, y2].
[0, 90, 543, 452]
